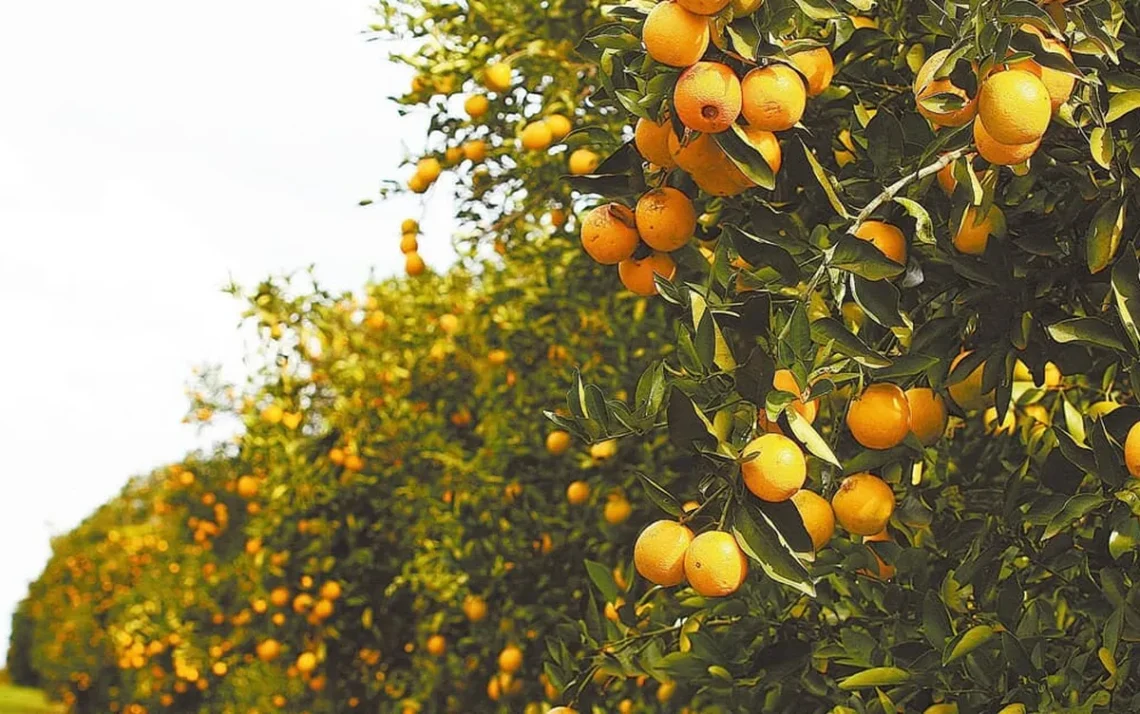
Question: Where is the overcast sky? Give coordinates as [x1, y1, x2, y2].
[0, 0, 456, 648]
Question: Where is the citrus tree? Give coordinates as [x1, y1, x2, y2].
[384, 0, 1140, 712]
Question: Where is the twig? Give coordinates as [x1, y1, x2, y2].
[847, 147, 971, 235]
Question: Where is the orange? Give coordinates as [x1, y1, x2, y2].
[319, 581, 341, 601]
[405, 252, 426, 277]
[861, 529, 896, 580]
[567, 480, 591, 505]
[580, 203, 640, 264]
[462, 139, 487, 163]
[256, 639, 281, 662]
[740, 433, 807, 502]
[947, 351, 991, 411]
[236, 475, 258, 499]
[401, 218, 419, 233]
[426, 635, 446, 657]
[635, 187, 696, 252]
[269, 587, 289, 608]
[487, 348, 509, 366]
[520, 121, 553, 151]
[463, 595, 487, 622]
[618, 252, 677, 295]
[984, 406, 1016, 435]
[854, 220, 907, 267]
[544, 114, 573, 139]
[464, 95, 489, 119]
[400, 233, 418, 254]
[789, 46, 834, 97]
[914, 49, 977, 128]
[791, 490, 835, 551]
[590, 439, 618, 461]
[953, 205, 1000, 255]
[546, 430, 572, 455]
[677, 0, 730, 13]
[498, 645, 523, 674]
[847, 383, 911, 450]
[744, 126, 783, 173]
[634, 520, 694, 586]
[937, 161, 958, 196]
[1013, 360, 1062, 388]
[1125, 422, 1140, 477]
[568, 148, 600, 175]
[643, 1, 710, 68]
[667, 131, 752, 196]
[604, 494, 632, 524]
[1021, 26, 1075, 112]
[831, 473, 896, 535]
[439, 313, 459, 334]
[484, 62, 512, 92]
[977, 70, 1051, 144]
[905, 387, 947, 446]
[773, 368, 817, 424]
[408, 173, 429, 193]
[683, 531, 748, 597]
[741, 64, 806, 132]
[634, 117, 678, 168]
[547, 709, 577, 714]
[295, 652, 317, 674]
[973, 118, 1040, 166]
[674, 62, 742, 133]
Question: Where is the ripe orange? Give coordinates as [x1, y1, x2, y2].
[634, 520, 694, 586]
[1021, 26, 1075, 112]
[568, 148, 600, 175]
[401, 218, 418, 233]
[426, 635, 446, 657]
[417, 157, 442, 183]
[677, 0, 730, 13]
[789, 46, 834, 96]
[405, 252, 426, 277]
[295, 652, 317, 674]
[484, 62, 512, 92]
[1014, 360, 1062, 388]
[854, 221, 907, 267]
[319, 581, 341, 601]
[831, 473, 896, 535]
[618, 252, 677, 296]
[667, 131, 754, 197]
[973, 118, 1040, 166]
[498, 645, 523, 674]
[978, 70, 1051, 145]
[400, 233, 418, 254]
[635, 187, 696, 252]
[905, 387, 947, 446]
[463, 595, 487, 622]
[913, 49, 977, 128]
[936, 159, 959, 196]
[847, 383, 911, 450]
[547, 709, 577, 714]
[773, 368, 817, 424]
[741, 64, 806, 132]
[604, 494, 633, 524]
[567, 480, 591, 505]
[984, 406, 1016, 435]
[546, 430, 572, 455]
[462, 139, 487, 163]
[740, 433, 807, 502]
[590, 439, 618, 461]
[520, 121, 553, 151]
[544, 114, 573, 139]
[580, 204, 640, 265]
[683, 531, 748, 597]
[269, 587, 289, 608]
[744, 126, 783, 173]
[464, 95, 489, 119]
[256, 639, 281, 662]
[791, 490, 835, 551]
[236, 475, 258, 499]
[861, 529, 896, 580]
[487, 348, 509, 366]
[674, 62, 742, 133]
[953, 205, 1001, 255]
[947, 351, 990, 411]
[634, 117, 678, 168]
[1125, 422, 1140, 477]
[643, 1, 710, 68]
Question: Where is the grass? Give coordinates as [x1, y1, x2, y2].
[0, 684, 64, 714]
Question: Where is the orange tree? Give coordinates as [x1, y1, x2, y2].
[386, 0, 1140, 712]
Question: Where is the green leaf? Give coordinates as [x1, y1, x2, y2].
[828, 236, 906, 281]
[837, 666, 911, 690]
[731, 502, 815, 597]
[866, 111, 905, 177]
[1046, 317, 1126, 352]
[810, 317, 892, 368]
[635, 471, 683, 518]
[635, 360, 668, 419]
[717, 125, 776, 191]
[786, 407, 841, 467]
[791, 0, 842, 20]
[1107, 90, 1140, 123]
[667, 388, 719, 452]
[850, 275, 906, 328]
[1042, 494, 1105, 540]
[1090, 127, 1114, 170]
[1111, 248, 1140, 352]
[1054, 427, 1096, 472]
[894, 198, 935, 245]
[584, 560, 619, 603]
[942, 625, 995, 665]
[797, 139, 849, 217]
[922, 591, 953, 650]
[691, 290, 737, 371]
[1086, 199, 1126, 274]
[725, 224, 800, 287]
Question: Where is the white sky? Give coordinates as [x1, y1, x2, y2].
[0, 0, 457, 648]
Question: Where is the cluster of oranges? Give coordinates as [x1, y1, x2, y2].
[398, 218, 425, 277]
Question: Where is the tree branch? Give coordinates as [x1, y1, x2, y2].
[847, 147, 971, 235]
